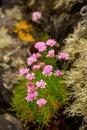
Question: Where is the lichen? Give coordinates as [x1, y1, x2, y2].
[0, 28, 12, 48]
[53, 0, 85, 10]
[63, 18, 87, 129]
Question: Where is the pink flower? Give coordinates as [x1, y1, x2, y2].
[26, 73, 35, 80]
[42, 65, 53, 76]
[27, 86, 35, 93]
[46, 39, 56, 47]
[54, 69, 64, 76]
[33, 65, 40, 70]
[39, 62, 45, 69]
[35, 52, 41, 58]
[26, 81, 38, 102]
[27, 55, 37, 65]
[46, 50, 55, 58]
[32, 11, 42, 22]
[27, 82, 35, 93]
[27, 81, 34, 87]
[36, 79, 47, 88]
[36, 98, 47, 107]
[35, 42, 47, 52]
[19, 68, 29, 75]
[26, 91, 38, 102]
[58, 52, 69, 60]
[27, 86, 37, 94]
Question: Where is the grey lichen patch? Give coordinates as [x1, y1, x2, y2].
[53, 0, 85, 10]
[0, 28, 13, 48]
[63, 9, 87, 129]
[4, 6, 23, 20]
[62, 23, 87, 60]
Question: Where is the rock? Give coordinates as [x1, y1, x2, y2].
[0, 113, 24, 130]
[11, 57, 25, 67]
[4, 6, 23, 20]
[0, 67, 12, 107]
[0, 81, 12, 107]
[0, 63, 10, 70]
[0, 0, 2, 6]
[0, 28, 13, 49]
[1, 0, 23, 8]
[0, 49, 3, 60]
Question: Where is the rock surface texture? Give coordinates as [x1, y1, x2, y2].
[0, 114, 24, 130]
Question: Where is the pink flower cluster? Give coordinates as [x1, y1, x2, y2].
[46, 39, 56, 47]
[27, 55, 37, 65]
[27, 53, 41, 65]
[34, 39, 56, 52]
[42, 65, 53, 76]
[36, 79, 46, 88]
[36, 98, 47, 107]
[46, 50, 55, 58]
[35, 42, 47, 52]
[32, 11, 42, 22]
[54, 69, 64, 76]
[19, 68, 29, 75]
[58, 52, 69, 60]
[33, 65, 40, 71]
[19, 39, 69, 108]
[26, 73, 35, 80]
[39, 62, 45, 68]
[26, 80, 47, 106]
[26, 82, 38, 102]
[35, 52, 41, 58]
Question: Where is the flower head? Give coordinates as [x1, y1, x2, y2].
[36, 79, 47, 88]
[27, 82, 34, 92]
[46, 39, 56, 47]
[26, 91, 38, 102]
[33, 65, 40, 71]
[54, 69, 64, 76]
[36, 98, 47, 107]
[27, 55, 37, 65]
[27, 85, 37, 94]
[26, 82, 38, 102]
[35, 52, 41, 58]
[35, 42, 47, 52]
[46, 50, 55, 58]
[26, 73, 35, 80]
[32, 11, 42, 22]
[58, 52, 69, 60]
[19, 68, 29, 75]
[42, 65, 53, 76]
[39, 62, 45, 69]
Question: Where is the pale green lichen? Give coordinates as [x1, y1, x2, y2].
[5, 6, 23, 20]
[62, 23, 87, 60]
[0, 28, 12, 48]
[53, 0, 85, 10]
[63, 22, 87, 130]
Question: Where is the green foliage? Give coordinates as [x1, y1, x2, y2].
[40, 32, 50, 42]
[11, 76, 68, 128]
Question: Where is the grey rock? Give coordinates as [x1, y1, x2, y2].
[0, 114, 24, 130]
[0, 67, 12, 107]
[11, 57, 25, 67]
[1, 0, 23, 8]
[0, 63, 10, 70]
